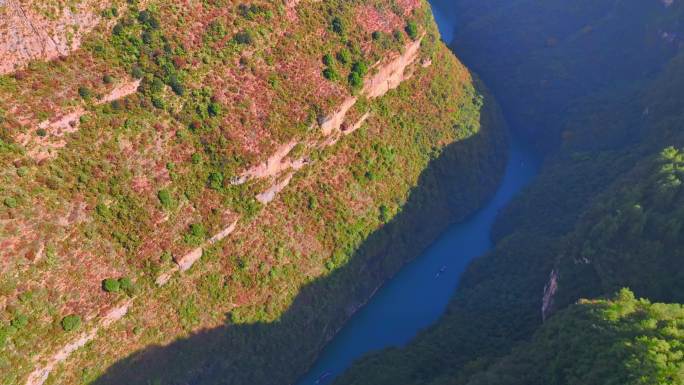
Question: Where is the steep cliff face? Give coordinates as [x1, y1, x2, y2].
[0, 1, 507, 385]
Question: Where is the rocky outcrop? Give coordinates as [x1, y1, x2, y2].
[542, 269, 558, 322]
[14, 107, 86, 162]
[343, 112, 371, 136]
[244, 37, 424, 202]
[256, 172, 295, 204]
[26, 300, 132, 385]
[13, 78, 140, 162]
[320, 96, 358, 136]
[362, 36, 423, 98]
[174, 219, 239, 272]
[98, 79, 141, 104]
[235, 140, 308, 184]
[0, 0, 107, 75]
[318, 36, 423, 137]
[320, 97, 358, 136]
[175, 247, 203, 272]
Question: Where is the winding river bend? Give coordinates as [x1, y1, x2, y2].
[295, 6, 541, 385]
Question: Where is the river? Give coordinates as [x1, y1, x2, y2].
[294, 5, 541, 385]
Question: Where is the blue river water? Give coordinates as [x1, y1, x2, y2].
[294, 6, 541, 385]
[429, 0, 459, 45]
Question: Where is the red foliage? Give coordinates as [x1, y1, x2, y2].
[172, 56, 187, 69]
[396, 0, 421, 15]
[355, 5, 403, 34]
[13, 70, 28, 80]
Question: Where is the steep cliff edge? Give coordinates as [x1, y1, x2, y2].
[0, 1, 507, 385]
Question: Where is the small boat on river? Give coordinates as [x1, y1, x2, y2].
[314, 371, 332, 385]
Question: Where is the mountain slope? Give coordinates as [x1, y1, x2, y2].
[0, 1, 508, 384]
[449, 0, 683, 151]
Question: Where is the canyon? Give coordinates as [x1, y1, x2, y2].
[3, 1, 682, 385]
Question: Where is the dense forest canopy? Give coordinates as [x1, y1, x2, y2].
[467, 289, 684, 385]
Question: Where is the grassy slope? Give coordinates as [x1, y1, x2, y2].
[0, 1, 508, 384]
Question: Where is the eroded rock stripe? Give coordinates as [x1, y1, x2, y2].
[27, 217, 237, 385]
[16, 79, 142, 162]
[251, 37, 424, 200]
[23, 35, 425, 385]
[26, 300, 132, 385]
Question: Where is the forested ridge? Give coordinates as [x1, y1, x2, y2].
[335, 1, 684, 384]
[467, 289, 684, 385]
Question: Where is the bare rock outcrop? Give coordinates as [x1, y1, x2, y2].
[343, 112, 371, 136]
[542, 269, 559, 322]
[318, 36, 424, 137]
[363, 36, 423, 98]
[0, 0, 107, 75]
[235, 140, 309, 184]
[237, 36, 424, 204]
[26, 300, 132, 385]
[99, 79, 142, 104]
[13, 78, 140, 162]
[174, 219, 239, 272]
[256, 172, 295, 204]
[320, 96, 358, 136]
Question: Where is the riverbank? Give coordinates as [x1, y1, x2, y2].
[296, 134, 538, 385]
[295, 4, 537, 383]
[90, 70, 510, 385]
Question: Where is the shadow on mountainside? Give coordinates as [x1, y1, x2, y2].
[91, 86, 509, 385]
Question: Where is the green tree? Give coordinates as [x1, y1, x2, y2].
[337, 49, 352, 65]
[78, 86, 92, 99]
[208, 172, 224, 190]
[331, 17, 345, 35]
[405, 21, 419, 40]
[322, 53, 334, 66]
[323, 68, 340, 81]
[158, 189, 172, 208]
[102, 278, 121, 293]
[61, 315, 82, 332]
